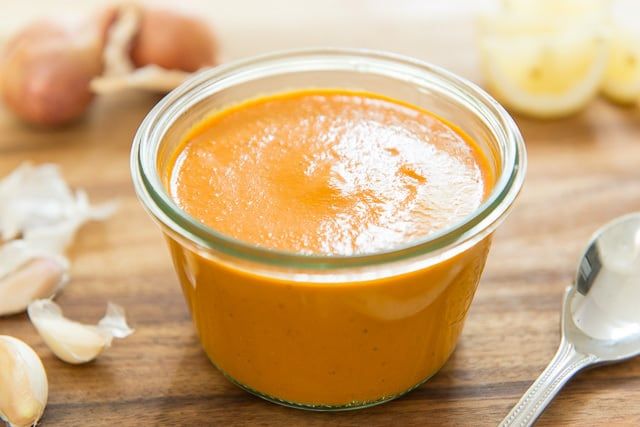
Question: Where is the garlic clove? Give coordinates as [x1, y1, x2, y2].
[33, 315, 107, 364]
[0, 238, 68, 283]
[0, 257, 66, 317]
[0, 335, 48, 427]
[28, 299, 133, 364]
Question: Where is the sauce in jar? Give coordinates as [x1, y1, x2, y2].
[169, 89, 493, 255]
[163, 89, 495, 407]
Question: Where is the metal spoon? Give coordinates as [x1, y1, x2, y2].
[500, 213, 640, 426]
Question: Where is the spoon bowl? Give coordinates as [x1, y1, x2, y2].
[501, 213, 640, 426]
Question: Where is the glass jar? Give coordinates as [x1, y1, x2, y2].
[131, 49, 526, 410]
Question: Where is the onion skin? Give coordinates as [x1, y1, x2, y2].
[130, 9, 217, 72]
[1, 42, 100, 126]
[0, 9, 116, 127]
[0, 7, 217, 126]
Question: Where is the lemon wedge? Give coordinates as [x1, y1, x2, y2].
[601, 28, 640, 104]
[477, 0, 611, 118]
[480, 29, 609, 118]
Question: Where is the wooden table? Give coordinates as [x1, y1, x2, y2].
[2, 1, 640, 425]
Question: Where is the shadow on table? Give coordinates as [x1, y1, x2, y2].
[535, 356, 640, 426]
[512, 99, 639, 149]
[152, 344, 503, 427]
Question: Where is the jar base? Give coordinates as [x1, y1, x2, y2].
[216, 363, 436, 411]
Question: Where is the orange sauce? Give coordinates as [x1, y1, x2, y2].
[164, 89, 495, 406]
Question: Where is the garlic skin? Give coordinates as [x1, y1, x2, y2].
[28, 299, 134, 364]
[91, 64, 191, 94]
[99, 3, 140, 78]
[0, 336, 48, 427]
[0, 163, 117, 244]
[0, 257, 66, 316]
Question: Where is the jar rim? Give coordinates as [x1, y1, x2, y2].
[131, 48, 526, 270]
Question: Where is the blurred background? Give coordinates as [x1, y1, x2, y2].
[2, 1, 640, 425]
[5, 0, 489, 78]
[4, 0, 639, 123]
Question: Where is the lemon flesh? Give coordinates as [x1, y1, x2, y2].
[602, 29, 640, 104]
[480, 30, 609, 118]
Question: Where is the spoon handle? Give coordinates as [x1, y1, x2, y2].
[499, 338, 597, 427]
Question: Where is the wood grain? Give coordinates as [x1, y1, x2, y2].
[2, 1, 640, 425]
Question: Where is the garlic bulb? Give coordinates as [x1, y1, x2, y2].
[0, 163, 116, 316]
[0, 336, 48, 427]
[28, 299, 134, 364]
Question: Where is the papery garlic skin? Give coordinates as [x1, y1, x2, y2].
[99, 2, 140, 77]
[0, 257, 66, 316]
[91, 64, 190, 93]
[28, 299, 133, 364]
[98, 302, 136, 340]
[0, 163, 117, 244]
[0, 336, 48, 427]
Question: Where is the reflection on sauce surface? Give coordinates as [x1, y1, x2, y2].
[170, 90, 493, 255]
